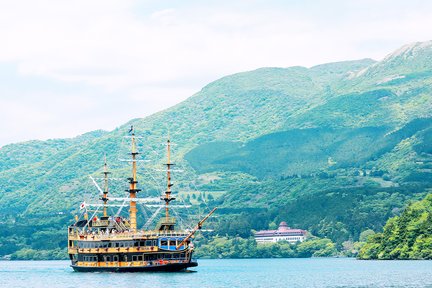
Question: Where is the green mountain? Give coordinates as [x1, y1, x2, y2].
[1, 41, 432, 258]
[358, 193, 432, 259]
[185, 118, 432, 178]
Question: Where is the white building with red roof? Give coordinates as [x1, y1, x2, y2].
[254, 222, 307, 244]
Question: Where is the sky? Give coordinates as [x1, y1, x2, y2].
[1, 0, 432, 146]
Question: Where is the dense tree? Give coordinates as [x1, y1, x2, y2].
[358, 194, 432, 259]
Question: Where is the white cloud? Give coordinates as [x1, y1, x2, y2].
[0, 0, 432, 145]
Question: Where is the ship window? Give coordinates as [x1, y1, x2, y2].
[132, 255, 143, 261]
[103, 243, 108, 248]
[113, 256, 118, 262]
[85, 256, 97, 262]
[161, 240, 168, 246]
[123, 255, 128, 261]
[169, 240, 176, 247]
[140, 241, 145, 246]
[145, 240, 151, 246]
[119, 242, 124, 247]
[134, 241, 139, 247]
[115, 242, 119, 248]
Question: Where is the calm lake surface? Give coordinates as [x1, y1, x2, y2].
[1, 258, 432, 288]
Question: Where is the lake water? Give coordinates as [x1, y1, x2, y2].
[1, 258, 432, 288]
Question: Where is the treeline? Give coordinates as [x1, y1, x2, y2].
[211, 183, 429, 248]
[0, 214, 69, 259]
[358, 193, 432, 259]
[10, 248, 67, 260]
[194, 236, 337, 259]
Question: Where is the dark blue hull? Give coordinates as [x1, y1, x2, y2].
[71, 261, 197, 272]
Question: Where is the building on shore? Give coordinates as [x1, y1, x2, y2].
[254, 222, 307, 244]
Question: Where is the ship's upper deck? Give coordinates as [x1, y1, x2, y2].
[68, 228, 189, 241]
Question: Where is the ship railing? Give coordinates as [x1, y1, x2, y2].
[72, 230, 189, 240]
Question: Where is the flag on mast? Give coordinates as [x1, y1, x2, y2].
[80, 201, 86, 210]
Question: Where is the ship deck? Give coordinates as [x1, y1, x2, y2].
[68, 230, 189, 241]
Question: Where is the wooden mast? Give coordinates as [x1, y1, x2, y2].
[128, 126, 140, 232]
[163, 137, 175, 222]
[102, 154, 110, 217]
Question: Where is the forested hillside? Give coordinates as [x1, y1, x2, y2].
[358, 193, 432, 259]
[1, 41, 432, 259]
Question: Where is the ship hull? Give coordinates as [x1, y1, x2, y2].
[71, 261, 197, 272]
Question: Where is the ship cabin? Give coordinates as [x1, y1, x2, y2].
[68, 216, 194, 270]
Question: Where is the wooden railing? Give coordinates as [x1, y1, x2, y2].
[68, 230, 188, 241]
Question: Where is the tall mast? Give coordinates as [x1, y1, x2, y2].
[102, 154, 110, 217]
[162, 137, 175, 221]
[128, 126, 140, 231]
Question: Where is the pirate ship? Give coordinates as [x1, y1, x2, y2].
[67, 127, 216, 272]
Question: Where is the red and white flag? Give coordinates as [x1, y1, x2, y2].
[80, 201, 86, 210]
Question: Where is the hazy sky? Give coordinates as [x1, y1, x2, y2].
[1, 0, 432, 146]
